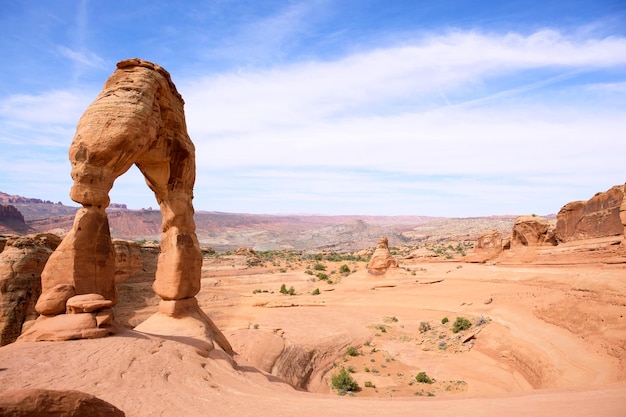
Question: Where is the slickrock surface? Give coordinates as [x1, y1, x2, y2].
[1, 258, 625, 417]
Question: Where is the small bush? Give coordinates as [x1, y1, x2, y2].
[419, 321, 431, 333]
[452, 317, 472, 333]
[441, 317, 449, 324]
[339, 264, 350, 274]
[314, 263, 326, 271]
[317, 272, 328, 280]
[364, 381, 376, 388]
[280, 284, 295, 295]
[311, 288, 320, 295]
[331, 368, 360, 393]
[346, 346, 360, 357]
[416, 371, 434, 384]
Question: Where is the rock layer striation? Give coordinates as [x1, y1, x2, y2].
[19, 59, 229, 351]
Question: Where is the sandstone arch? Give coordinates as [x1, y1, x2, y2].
[20, 59, 231, 352]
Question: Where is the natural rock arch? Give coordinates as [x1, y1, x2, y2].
[20, 59, 231, 352]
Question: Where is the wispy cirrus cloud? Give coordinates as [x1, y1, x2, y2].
[57, 46, 106, 69]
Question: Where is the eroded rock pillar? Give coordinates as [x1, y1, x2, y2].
[40, 207, 117, 302]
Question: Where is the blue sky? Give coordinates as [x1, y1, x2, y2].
[1, 1, 625, 216]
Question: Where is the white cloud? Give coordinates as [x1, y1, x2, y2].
[58, 46, 106, 69]
[182, 29, 626, 134]
[176, 28, 626, 214]
[2, 28, 624, 215]
[0, 89, 94, 126]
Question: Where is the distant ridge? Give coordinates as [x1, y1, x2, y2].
[2, 190, 520, 251]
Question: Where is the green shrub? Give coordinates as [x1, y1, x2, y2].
[364, 381, 376, 388]
[314, 263, 326, 271]
[452, 317, 472, 333]
[317, 272, 328, 280]
[441, 317, 449, 324]
[416, 371, 434, 384]
[331, 368, 360, 393]
[311, 288, 320, 295]
[279, 284, 295, 295]
[346, 346, 359, 356]
[419, 321, 431, 333]
[339, 264, 350, 274]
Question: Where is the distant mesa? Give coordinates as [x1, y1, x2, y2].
[0, 204, 29, 234]
[367, 236, 399, 275]
[0, 204, 25, 223]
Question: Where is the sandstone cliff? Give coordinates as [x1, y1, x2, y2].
[0, 234, 61, 345]
[555, 184, 625, 242]
[0, 204, 29, 234]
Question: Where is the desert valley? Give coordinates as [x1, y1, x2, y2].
[0, 181, 625, 416]
[0, 59, 624, 417]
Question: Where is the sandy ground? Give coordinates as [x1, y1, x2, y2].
[1, 254, 625, 416]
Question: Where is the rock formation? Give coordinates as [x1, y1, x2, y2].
[19, 59, 231, 352]
[510, 216, 557, 248]
[0, 388, 125, 417]
[0, 204, 25, 223]
[0, 234, 61, 345]
[367, 237, 399, 275]
[554, 184, 626, 242]
[0, 204, 29, 234]
[465, 230, 506, 263]
[113, 239, 144, 283]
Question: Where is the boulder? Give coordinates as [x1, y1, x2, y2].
[511, 216, 557, 248]
[35, 284, 76, 315]
[367, 237, 399, 275]
[66, 294, 114, 313]
[0, 388, 125, 417]
[0, 234, 61, 345]
[465, 230, 504, 263]
[555, 184, 625, 242]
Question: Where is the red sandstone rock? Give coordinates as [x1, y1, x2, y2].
[511, 216, 557, 248]
[113, 239, 143, 283]
[66, 294, 114, 313]
[0, 388, 125, 416]
[0, 234, 61, 345]
[35, 284, 76, 315]
[23, 59, 227, 350]
[367, 237, 399, 275]
[555, 184, 625, 242]
[466, 230, 504, 263]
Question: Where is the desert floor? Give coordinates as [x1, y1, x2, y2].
[1, 255, 625, 416]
